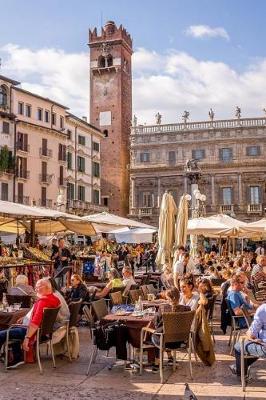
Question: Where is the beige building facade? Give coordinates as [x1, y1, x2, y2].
[0, 74, 106, 214]
[129, 118, 266, 226]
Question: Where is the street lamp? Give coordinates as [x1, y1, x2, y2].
[192, 189, 206, 218]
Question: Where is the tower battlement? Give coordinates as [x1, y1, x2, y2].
[89, 21, 132, 49]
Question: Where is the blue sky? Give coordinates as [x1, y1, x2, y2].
[1, 0, 266, 122]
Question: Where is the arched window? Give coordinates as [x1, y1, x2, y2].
[0, 85, 8, 106]
[98, 55, 105, 68]
[106, 54, 113, 67]
[103, 129, 108, 137]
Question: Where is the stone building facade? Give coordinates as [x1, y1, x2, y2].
[0, 74, 106, 214]
[129, 118, 266, 226]
[89, 21, 133, 216]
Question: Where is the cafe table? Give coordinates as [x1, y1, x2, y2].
[103, 312, 155, 348]
[0, 308, 29, 330]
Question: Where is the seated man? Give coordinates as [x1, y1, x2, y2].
[0, 278, 60, 368]
[251, 255, 266, 287]
[122, 266, 136, 294]
[8, 274, 35, 297]
[230, 302, 266, 378]
[227, 274, 255, 329]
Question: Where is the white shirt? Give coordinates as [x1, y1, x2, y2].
[179, 293, 200, 311]
[173, 255, 184, 275]
[255, 247, 265, 256]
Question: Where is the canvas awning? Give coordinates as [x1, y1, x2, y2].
[82, 211, 156, 232]
[0, 200, 96, 236]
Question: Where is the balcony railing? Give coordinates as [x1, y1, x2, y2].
[39, 148, 53, 158]
[15, 196, 30, 205]
[130, 207, 155, 217]
[39, 174, 53, 184]
[66, 200, 108, 213]
[38, 199, 53, 208]
[16, 170, 30, 179]
[220, 204, 234, 214]
[131, 117, 266, 135]
[16, 143, 30, 152]
[247, 203, 262, 213]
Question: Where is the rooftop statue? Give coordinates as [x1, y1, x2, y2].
[209, 108, 215, 121]
[182, 110, 190, 124]
[235, 106, 241, 119]
[155, 112, 162, 125]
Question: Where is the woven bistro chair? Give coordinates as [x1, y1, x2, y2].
[129, 289, 142, 304]
[140, 310, 195, 383]
[140, 285, 149, 300]
[109, 291, 123, 305]
[146, 284, 158, 296]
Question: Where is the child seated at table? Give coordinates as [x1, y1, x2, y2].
[151, 287, 190, 372]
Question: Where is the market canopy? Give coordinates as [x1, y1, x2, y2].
[204, 214, 249, 237]
[82, 211, 156, 233]
[112, 227, 157, 243]
[0, 200, 96, 235]
[187, 217, 229, 235]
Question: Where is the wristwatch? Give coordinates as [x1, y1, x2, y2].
[25, 336, 30, 339]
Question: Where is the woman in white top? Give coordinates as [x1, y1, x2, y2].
[179, 277, 199, 311]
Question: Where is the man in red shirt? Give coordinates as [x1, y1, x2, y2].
[0, 278, 60, 368]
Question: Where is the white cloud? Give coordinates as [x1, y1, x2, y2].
[185, 25, 230, 41]
[1, 43, 266, 125]
[0, 44, 89, 118]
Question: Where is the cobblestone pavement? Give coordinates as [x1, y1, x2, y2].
[0, 324, 265, 400]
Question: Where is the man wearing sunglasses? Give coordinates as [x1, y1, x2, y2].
[227, 274, 255, 329]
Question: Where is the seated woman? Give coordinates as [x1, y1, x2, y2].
[95, 268, 123, 299]
[151, 287, 190, 372]
[68, 274, 88, 303]
[160, 263, 174, 289]
[197, 278, 214, 308]
[8, 274, 35, 297]
[179, 277, 200, 311]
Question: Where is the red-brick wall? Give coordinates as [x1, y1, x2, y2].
[89, 21, 132, 216]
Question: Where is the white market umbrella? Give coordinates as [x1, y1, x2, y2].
[175, 194, 190, 249]
[187, 217, 229, 236]
[155, 192, 177, 266]
[82, 211, 155, 233]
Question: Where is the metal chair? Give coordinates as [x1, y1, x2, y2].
[139, 310, 195, 383]
[240, 337, 266, 391]
[205, 294, 217, 343]
[86, 299, 111, 375]
[36, 307, 61, 374]
[6, 294, 32, 308]
[91, 299, 108, 321]
[226, 299, 251, 355]
[5, 307, 60, 374]
[66, 300, 82, 361]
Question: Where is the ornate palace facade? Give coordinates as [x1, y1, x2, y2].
[129, 117, 266, 226]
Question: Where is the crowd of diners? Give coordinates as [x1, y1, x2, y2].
[0, 239, 265, 385]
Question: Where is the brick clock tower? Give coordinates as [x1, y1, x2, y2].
[89, 21, 133, 216]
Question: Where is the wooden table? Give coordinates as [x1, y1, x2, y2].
[142, 300, 168, 309]
[0, 308, 29, 330]
[103, 313, 154, 348]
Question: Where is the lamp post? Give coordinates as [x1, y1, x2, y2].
[184, 159, 206, 255]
